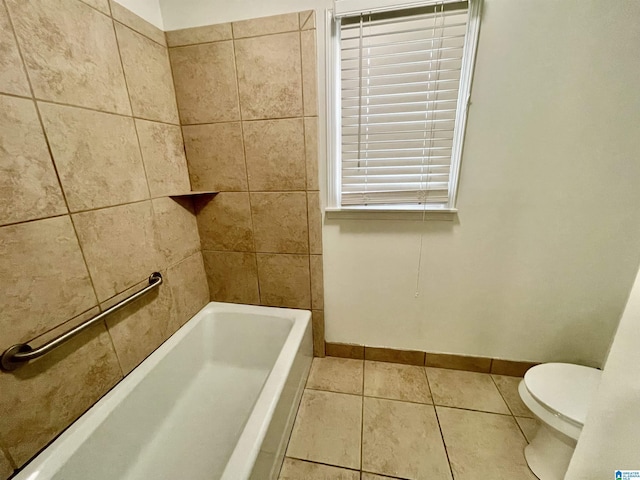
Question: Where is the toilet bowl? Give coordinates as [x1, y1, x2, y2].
[518, 363, 601, 480]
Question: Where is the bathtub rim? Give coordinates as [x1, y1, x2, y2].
[12, 302, 311, 480]
[220, 305, 311, 480]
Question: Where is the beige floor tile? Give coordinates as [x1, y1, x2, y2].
[437, 407, 536, 480]
[279, 458, 359, 480]
[287, 390, 361, 470]
[362, 474, 399, 480]
[515, 416, 540, 443]
[426, 367, 510, 414]
[364, 361, 432, 404]
[492, 375, 534, 418]
[307, 357, 363, 395]
[362, 397, 452, 480]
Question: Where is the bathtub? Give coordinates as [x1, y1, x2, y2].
[14, 302, 313, 480]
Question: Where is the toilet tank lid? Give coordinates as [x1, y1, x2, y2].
[524, 363, 602, 426]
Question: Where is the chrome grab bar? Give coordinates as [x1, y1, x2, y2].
[0, 272, 163, 372]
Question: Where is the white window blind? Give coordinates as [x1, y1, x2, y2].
[339, 2, 470, 208]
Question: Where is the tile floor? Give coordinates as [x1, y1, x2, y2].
[279, 357, 541, 480]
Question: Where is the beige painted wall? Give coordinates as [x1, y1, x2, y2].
[324, 0, 640, 365]
[161, 0, 640, 366]
[566, 262, 640, 477]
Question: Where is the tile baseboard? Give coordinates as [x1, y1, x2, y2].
[323, 342, 539, 377]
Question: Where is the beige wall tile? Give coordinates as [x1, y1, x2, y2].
[280, 458, 358, 480]
[0, 3, 30, 96]
[437, 407, 536, 480]
[195, 193, 254, 251]
[136, 119, 191, 197]
[365, 347, 425, 366]
[250, 192, 308, 254]
[491, 359, 538, 377]
[79, 0, 109, 15]
[166, 23, 232, 47]
[363, 397, 452, 479]
[235, 32, 302, 120]
[202, 251, 260, 304]
[0, 216, 97, 349]
[425, 352, 492, 373]
[364, 361, 432, 404]
[257, 253, 311, 308]
[110, 0, 165, 46]
[301, 29, 318, 116]
[6, 0, 130, 114]
[307, 357, 363, 395]
[298, 11, 312, 29]
[104, 278, 173, 374]
[301, 11, 316, 30]
[0, 96, 66, 226]
[326, 342, 364, 360]
[183, 122, 248, 192]
[243, 118, 306, 191]
[304, 117, 319, 190]
[232, 13, 299, 39]
[312, 310, 325, 357]
[170, 41, 240, 124]
[115, 23, 179, 124]
[426, 367, 510, 414]
[39, 102, 148, 212]
[287, 390, 362, 469]
[152, 197, 200, 268]
[0, 447, 13, 480]
[0, 313, 122, 467]
[73, 201, 159, 301]
[491, 375, 533, 418]
[310, 255, 324, 309]
[166, 252, 209, 327]
[307, 192, 322, 254]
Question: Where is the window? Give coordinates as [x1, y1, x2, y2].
[328, 0, 482, 212]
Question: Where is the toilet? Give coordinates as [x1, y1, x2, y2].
[518, 363, 601, 480]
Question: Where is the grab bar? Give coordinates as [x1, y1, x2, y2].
[0, 272, 163, 371]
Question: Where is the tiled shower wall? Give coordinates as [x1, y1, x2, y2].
[167, 12, 325, 356]
[0, 0, 209, 477]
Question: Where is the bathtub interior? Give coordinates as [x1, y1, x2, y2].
[35, 308, 295, 480]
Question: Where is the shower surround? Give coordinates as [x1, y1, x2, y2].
[167, 12, 325, 357]
[0, 1, 322, 478]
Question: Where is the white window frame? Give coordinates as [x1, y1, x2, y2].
[325, 0, 483, 214]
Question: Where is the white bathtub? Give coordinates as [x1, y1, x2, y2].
[14, 302, 313, 480]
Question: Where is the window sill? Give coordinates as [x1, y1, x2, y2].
[325, 206, 458, 221]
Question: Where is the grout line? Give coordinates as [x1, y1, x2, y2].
[0, 212, 69, 229]
[424, 368, 456, 480]
[77, 0, 112, 20]
[360, 357, 365, 472]
[0, 91, 182, 128]
[103, 321, 126, 379]
[283, 456, 362, 474]
[112, 18, 166, 48]
[169, 28, 302, 50]
[300, 11, 313, 30]
[180, 114, 312, 127]
[230, 38, 262, 303]
[489, 374, 531, 442]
